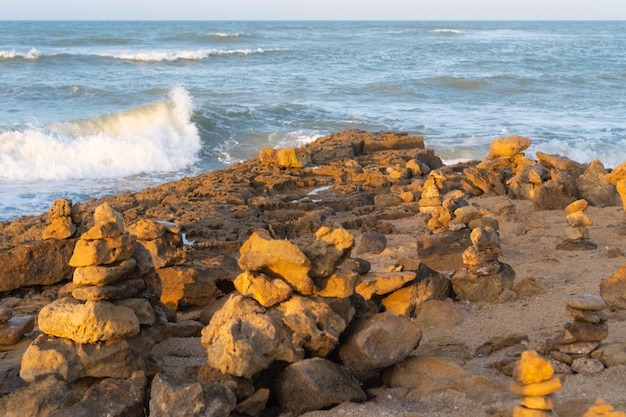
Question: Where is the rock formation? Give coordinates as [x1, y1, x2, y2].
[450, 226, 515, 302]
[0, 306, 34, 348]
[556, 198, 597, 251]
[19, 203, 168, 383]
[547, 294, 608, 374]
[510, 350, 562, 416]
[41, 198, 76, 240]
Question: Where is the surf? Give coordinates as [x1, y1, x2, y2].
[0, 86, 200, 182]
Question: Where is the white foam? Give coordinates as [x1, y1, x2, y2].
[433, 29, 463, 34]
[209, 32, 241, 38]
[0, 86, 200, 182]
[0, 48, 40, 60]
[92, 48, 269, 62]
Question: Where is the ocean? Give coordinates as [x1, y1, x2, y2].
[1, 21, 625, 220]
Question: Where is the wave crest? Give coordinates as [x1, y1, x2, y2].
[0, 86, 200, 182]
[92, 48, 270, 62]
[0, 48, 41, 60]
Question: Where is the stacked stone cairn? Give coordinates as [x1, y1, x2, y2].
[450, 226, 516, 302]
[41, 198, 76, 240]
[556, 199, 597, 251]
[0, 305, 34, 349]
[200, 226, 423, 416]
[548, 294, 608, 374]
[20, 202, 167, 383]
[510, 350, 562, 417]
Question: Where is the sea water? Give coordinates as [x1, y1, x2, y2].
[1, 21, 625, 219]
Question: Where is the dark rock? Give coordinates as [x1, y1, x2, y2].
[149, 373, 236, 417]
[339, 313, 422, 381]
[276, 357, 366, 416]
[356, 231, 387, 254]
[416, 229, 471, 271]
[576, 159, 617, 207]
[0, 374, 77, 417]
[450, 262, 515, 302]
[49, 371, 147, 417]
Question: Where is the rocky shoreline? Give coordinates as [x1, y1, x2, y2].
[2, 130, 626, 417]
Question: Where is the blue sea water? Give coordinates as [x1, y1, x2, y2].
[1, 21, 625, 220]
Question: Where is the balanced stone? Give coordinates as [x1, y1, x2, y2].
[71, 277, 146, 301]
[234, 270, 293, 308]
[564, 294, 606, 311]
[37, 298, 140, 344]
[73, 258, 137, 286]
[69, 234, 137, 267]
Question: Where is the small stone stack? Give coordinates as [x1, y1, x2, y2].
[582, 398, 626, 417]
[550, 294, 608, 374]
[510, 350, 562, 417]
[420, 175, 444, 231]
[450, 226, 515, 302]
[20, 203, 165, 383]
[0, 306, 34, 349]
[42, 198, 76, 240]
[556, 199, 597, 251]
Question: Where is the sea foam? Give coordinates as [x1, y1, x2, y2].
[0, 86, 200, 182]
[0, 48, 41, 60]
[92, 48, 269, 62]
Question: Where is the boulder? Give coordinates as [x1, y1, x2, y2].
[0, 374, 75, 417]
[0, 239, 77, 292]
[234, 270, 293, 307]
[276, 295, 349, 357]
[600, 264, 626, 310]
[451, 263, 515, 302]
[37, 298, 140, 344]
[69, 234, 137, 267]
[158, 264, 221, 309]
[200, 294, 302, 378]
[313, 268, 360, 298]
[356, 231, 387, 255]
[576, 160, 617, 207]
[277, 148, 311, 169]
[487, 136, 532, 159]
[276, 358, 366, 416]
[0, 315, 35, 346]
[149, 373, 235, 417]
[416, 229, 471, 271]
[48, 371, 147, 417]
[73, 258, 137, 287]
[20, 333, 153, 383]
[238, 230, 314, 295]
[301, 226, 354, 279]
[339, 313, 422, 381]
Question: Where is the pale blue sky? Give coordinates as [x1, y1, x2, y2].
[2, 0, 625, 20]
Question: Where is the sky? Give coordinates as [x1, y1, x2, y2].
[2, 0, 626, 20]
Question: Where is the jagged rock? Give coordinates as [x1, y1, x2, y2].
[149, 373, 236, 417]
[356, 271, 418, 300]
[158, 264, 221, 308]
[37, 298, 140, 344]
[69, 234, 137, 267]
[200, 294, 302, 378]
[339, 313, 422, 381]
[577, 160, 617, 207]
[301, 226, 354, 279]
[451, 263, 516, 302]
[605, 162, 626, 214]
[137, 234, 186, 269]
[81, 203, 125, 240]
[533, 180, 576, 210]
[362, 132, 425, 153]
[0, 374, 76, 417]
[276, 357, 366, 416]
[536, 151, 586, 172]
[277, 148, 311, 169]
[312, 268, 360, 298]
[20, 333, 153, 383]
[0, 315, 35, 346]
[276, 295, 349, 357]
[600, 264, 626, 310]
[356, 231, 387, 255]
[42, 199, 76, 240]
[48, 371, 147, 417]
[238, 230, 314, 295]
[234, 270, 293, 307]
[416, 229, 471, 271]
[0, 239, 77, 292]
[73, 258, 137, 286]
